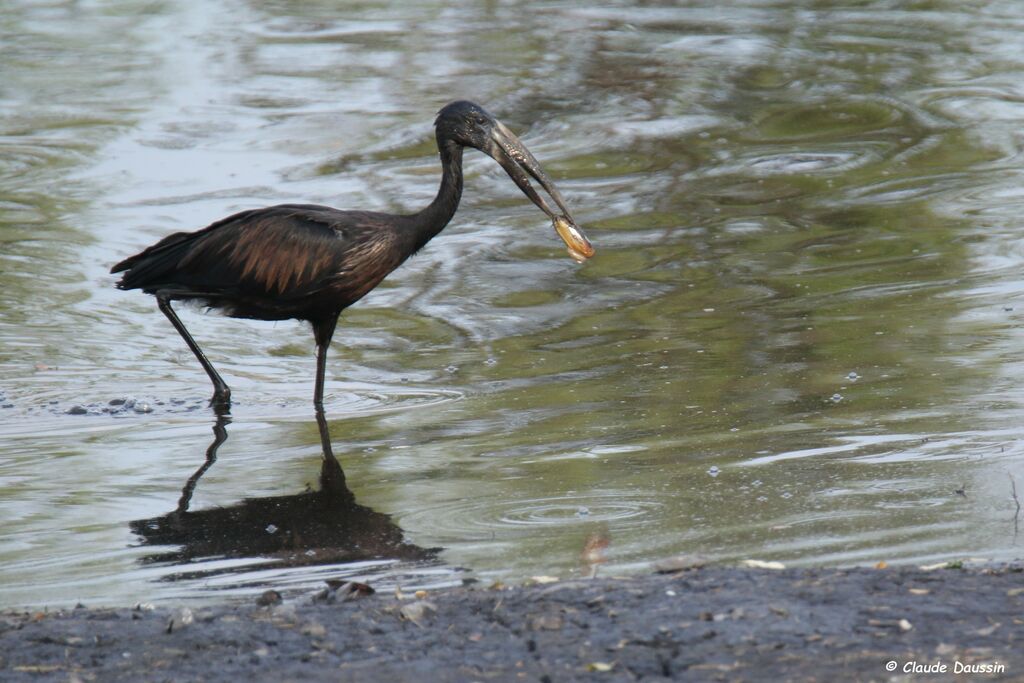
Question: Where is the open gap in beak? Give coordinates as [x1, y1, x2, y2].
[488, 121, 595, 261]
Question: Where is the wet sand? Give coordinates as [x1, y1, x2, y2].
[2, 564, 1021, 682]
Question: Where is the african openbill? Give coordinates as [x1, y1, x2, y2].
[111, 100, 593, 413]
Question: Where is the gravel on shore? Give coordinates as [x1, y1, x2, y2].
[2, 564, 1022, 682]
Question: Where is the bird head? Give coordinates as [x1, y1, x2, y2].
[435, 100, 594, 261]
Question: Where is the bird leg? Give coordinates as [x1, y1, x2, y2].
[157, 294, 232, 412]
[314, 406, 352, 497]
[312, 314, 340, 411]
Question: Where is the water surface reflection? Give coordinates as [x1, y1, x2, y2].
[2, 1, 1024, 607]
[131, 413, 437, 589]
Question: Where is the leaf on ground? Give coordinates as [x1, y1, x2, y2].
[14, 665, 62, 673]
[586, 662, 615, 672]
[399, 601, 437, 627]
[918, 560, 967, 571]
[976, 622, 1001, 636]
[741, 559, 785, 570]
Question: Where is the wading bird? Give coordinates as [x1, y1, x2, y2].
[111, 100, 594, 413]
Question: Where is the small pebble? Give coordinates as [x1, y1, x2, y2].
[256, 590, 282, 606]
[300, 621, 327, 638]
[166, 607, 194, 633]
[67, 405, 88, 415]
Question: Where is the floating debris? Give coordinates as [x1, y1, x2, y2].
[581, 529, 610, 577]
[527, 576, 560, 585]
[324, 580, 375, 601]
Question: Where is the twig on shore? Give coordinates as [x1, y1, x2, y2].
[1011, 474, 1021, 537]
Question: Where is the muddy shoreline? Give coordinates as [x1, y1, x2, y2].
[2, 564, 1022, 682]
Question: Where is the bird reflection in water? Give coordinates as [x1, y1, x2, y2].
[130, 410, 437, 582]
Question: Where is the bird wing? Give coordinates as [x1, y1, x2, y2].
[114, 205, 397, 305]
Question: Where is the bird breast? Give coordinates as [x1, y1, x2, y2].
[329, 231, 406, 305]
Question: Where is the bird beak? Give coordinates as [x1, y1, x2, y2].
[486, 120, 595, 261]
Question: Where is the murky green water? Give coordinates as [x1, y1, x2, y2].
[2, 0, 1024, 608]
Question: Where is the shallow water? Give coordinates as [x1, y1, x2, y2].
[2, 0, 1024, 608]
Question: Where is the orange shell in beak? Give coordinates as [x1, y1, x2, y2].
[553, 215, 595, 263]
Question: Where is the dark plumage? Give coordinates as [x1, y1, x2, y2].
[115, 206, 408, 320]
[112, 100, 593, 413]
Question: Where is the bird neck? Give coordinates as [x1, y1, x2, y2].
[409, 136, 463, 251]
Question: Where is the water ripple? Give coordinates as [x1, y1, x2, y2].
[402, 491, 666, 541]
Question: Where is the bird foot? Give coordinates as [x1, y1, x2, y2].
[210, 388, 232, 415]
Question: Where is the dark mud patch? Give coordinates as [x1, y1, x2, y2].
[2, 564, 1021, 681]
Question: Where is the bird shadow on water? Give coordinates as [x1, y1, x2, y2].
[129, 410, 439, 587]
